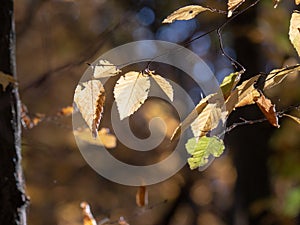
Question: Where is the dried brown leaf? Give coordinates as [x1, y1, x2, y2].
[191, 102, 226, 139]
[254, 92, 279, 127]
[225, 75, 260, 113]
[162, 5, 212, 23]
[74, 80, 105, 138]
[136, 186, 148, 207]
[228, 0, 245, 17]
[171, 94, 223, 141]
[264, 65, 300, 90]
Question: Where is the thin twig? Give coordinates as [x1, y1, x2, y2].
[217, 0, 261, 72]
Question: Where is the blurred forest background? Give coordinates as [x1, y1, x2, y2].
[14, 0, 300, 224]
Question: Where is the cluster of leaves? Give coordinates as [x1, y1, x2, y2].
[73, 1, 300, 171]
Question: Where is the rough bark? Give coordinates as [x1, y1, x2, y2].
[0, 0, 28, 224]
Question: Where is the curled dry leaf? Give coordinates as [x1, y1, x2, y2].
[80, 202, 97, 225]
[74, 80, 105, 138]
[225, 75, 260, 113]
[92, 59, 121, 78]
[114, 71, 150, 120]
[254, 92, 279, 127]
[171, 93, 224, 141]
[264, 65, 300, 90]
[136, 186, 148, 207]
[289, 12, 300, 57]
[150, 73, 174, 101]
[0, 71, 16, 91]
[191, 102, 226, 139]
[227, 0, 245, 17]
[162, 5, 212, 23]
[74, 128, 117, 148]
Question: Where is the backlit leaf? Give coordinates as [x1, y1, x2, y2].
[0, 71, 16, 91]
[74, 128, 116, 148]
[220, 71, 242, 99]
[185, 136, 225, 170]
[92, 59, 121, 78]
[80, 202, 97, 225]
[254, 92, 279, 127]
[289, 12, 300, 57]
[150, 74, 173, 101]
[264, 65, 300, 90]
[162, 5, 212, 23]
[114, 71, 150, 120]
[191, 103, 226, 139]
[225, 75, 260, 113]
[283, 114, 300, 125]
[228, 0, 245, 17]
[136, 186, 148, 207]
[296, 0, 300, 5]
[171, 94, 215, 141]
[74, 80, 105, 137]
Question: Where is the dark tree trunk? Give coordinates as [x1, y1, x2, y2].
[226, 4, 277, 225]
[0, 0, 28, 224]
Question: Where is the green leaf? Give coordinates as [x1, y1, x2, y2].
[185, 136, 225, 170]
[220, 71, 242, 99]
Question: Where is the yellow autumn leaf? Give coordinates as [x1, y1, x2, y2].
[289, 12, 300, 57]
[74, 80, 105, 137]
[254, 92, 279, 127]
[74, 128, 116, 148]
[162, 5, 213, 24]
[296, 0, 300, 5]
[114, 71, 150, 120]
[228, 0, 245, 17]
[150, 73, 173, 101]
[0, 71, 16, 91]
[92, 59, 121, 78]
